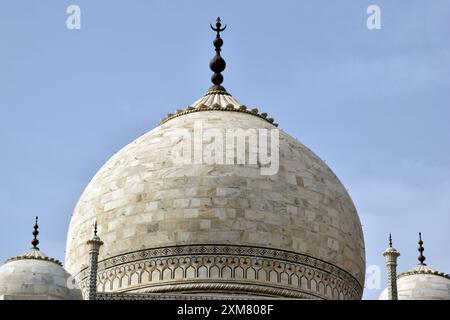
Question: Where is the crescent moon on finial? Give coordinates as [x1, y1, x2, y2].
[210, 24, 227, 32]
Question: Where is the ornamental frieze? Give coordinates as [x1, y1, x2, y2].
[76, 244, 362, 300]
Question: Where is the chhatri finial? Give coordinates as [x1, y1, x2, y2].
[209, 17, 227, 92]
[389, 233, 393, 247]
[31, 216, 39, 250]
[418, 232, 426, 265]
[94, 221, 98, 237]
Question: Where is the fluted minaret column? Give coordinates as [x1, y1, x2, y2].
[86, 222, 103, 300]
[382, 233, 400, 300]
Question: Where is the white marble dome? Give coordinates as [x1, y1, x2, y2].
[0, 248, 82, 300]
[379, 265, 450, 300]
[65, 90, 365, 299]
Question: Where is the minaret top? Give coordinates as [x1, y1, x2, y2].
[209, 17, 227, 92]
[418, 232, 426, 265]
[87, 221, 103, 247]
[31, 216, 39, 250]
[383, 233, 400, 257]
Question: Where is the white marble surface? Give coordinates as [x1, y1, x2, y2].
[380, 264, 450, 300]
[0, 250, 82, 300]
[65, 93, 365, 296]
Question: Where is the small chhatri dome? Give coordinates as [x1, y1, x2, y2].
[0, 218, 82, 300]
[379, 233, 450, 300]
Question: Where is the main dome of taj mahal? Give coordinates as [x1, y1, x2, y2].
[63, 17, 365, 300]
[65, 96, 365, 299]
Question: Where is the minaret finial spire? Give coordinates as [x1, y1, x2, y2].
[209, 17, 227, 92]
[389, 233, 392, 247]
[418, 232, 426, 265]
[94, 221, 98, 236]
[31, 216, 39, 250]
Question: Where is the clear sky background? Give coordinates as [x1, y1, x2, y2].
[0, 0, 449, 300]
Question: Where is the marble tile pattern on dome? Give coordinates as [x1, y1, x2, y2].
[67, 108, 365, 299]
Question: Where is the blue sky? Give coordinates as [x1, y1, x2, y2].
[0, 0, 449, 299]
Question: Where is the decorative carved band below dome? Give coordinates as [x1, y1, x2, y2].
[96, 292, 258, 300]
[75, 244, 362, 300]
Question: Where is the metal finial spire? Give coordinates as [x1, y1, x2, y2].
[94, 221, 98, 236]
[209, 17, 227, 91]
[418, 232, 426, 265]
[389, 233, 393, 247]
[31, 216, 39, 250]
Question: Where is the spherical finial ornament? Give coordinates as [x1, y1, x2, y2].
[418, 232, 426, 265]
[210, 54, 226, 74]
[31, 216, 39, 249]
[211, 73, 224, 85]
[213, 37, 223, 48]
